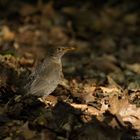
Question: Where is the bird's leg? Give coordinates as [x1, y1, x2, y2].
[59, 73, 70, 90]
[38, 96, 47, 103]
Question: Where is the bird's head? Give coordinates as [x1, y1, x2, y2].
[47, 46, 76, 58]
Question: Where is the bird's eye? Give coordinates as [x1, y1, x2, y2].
[57, 48, 61, 51]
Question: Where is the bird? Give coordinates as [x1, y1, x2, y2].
[24, 45, 75, 97]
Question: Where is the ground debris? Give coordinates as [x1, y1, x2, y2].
[0, 0, 140, 139]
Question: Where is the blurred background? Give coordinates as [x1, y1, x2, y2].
[0, 0, 140, 139]
[0, 0, 140, 88]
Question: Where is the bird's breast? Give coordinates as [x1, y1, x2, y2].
[27, 60, 63, 97]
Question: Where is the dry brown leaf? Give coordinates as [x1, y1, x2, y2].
[19, 122, 35, 139]
[41, 2, 55, 17]
[19, 4, 37, 16]
[19, 57, 34, 67]
[82, 85, 96, 103]
[39, 95, 58, 106]
[70, 103, 101, 116]
[0, 26, 15, 41]
[93, 56, 120, 72]
[0, 54, 19, 70]
[97, 38, 116, 53]
[100, 86, 121, 95]
[108, 96, 140, 131]
[109, 96, 129, 115]
[107, 75, 122, 90]
[47, 27, 69, 45]
[119, 103, 140, 129]
[126, 63, 140, 75]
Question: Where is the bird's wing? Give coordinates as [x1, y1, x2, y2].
[29, 61, 61, 94]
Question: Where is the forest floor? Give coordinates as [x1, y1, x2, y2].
[0, 1, 140, 140]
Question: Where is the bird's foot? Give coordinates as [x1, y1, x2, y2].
[59, 78, 70, 90]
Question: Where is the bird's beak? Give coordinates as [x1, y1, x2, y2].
[64, 46, 76, 52]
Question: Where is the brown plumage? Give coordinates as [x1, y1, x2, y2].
[24, 46, 75, 97]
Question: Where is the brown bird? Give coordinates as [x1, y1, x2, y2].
[24, 46, 75, 97]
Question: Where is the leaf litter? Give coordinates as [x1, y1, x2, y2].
[0, 0, 140, 140]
